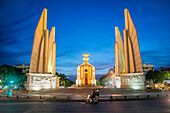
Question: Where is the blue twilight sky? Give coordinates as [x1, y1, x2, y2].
[0, 0, 170, 80]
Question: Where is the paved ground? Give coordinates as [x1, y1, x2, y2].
[0, 98, 170, 113]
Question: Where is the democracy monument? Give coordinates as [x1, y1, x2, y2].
[76, 54, 96, 86]
[113, 9, 145, 90]
[26, 8, 60, 91]
[26, 8, 145, 91]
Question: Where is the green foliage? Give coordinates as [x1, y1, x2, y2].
[145, 70, 169, 83]
[0, 64, 27, 85]
[98, 75, 112, 86]
[98, 75, 107, 86]
[162, 71, 170, 80]
[56, 72, 75, 87]
[96, 81, 100, 85]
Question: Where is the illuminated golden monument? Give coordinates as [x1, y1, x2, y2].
[26, 8, 60, 91]
[76, 54, 96, 86]
[114, 9, 145, 90]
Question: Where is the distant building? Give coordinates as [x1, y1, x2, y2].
[160, 67, 170, 73]
[142, 63, 154, 73]
[14, 64, 29, 74]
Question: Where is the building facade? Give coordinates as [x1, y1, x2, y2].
[15, 64, 29, 74]
[142, 63, 154, 73]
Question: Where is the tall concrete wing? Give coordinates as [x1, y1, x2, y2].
[27, 8, 60, 91]
[48, 27, 56, 74]
[123, 9, 143, 73]
[115, 27, 125, 74]
[29, 8, 47, 73]
[52, 42, 56, 75]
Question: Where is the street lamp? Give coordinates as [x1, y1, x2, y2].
[10, 81, 14, 90]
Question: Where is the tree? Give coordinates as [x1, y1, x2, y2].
[162, 71, 170, 80]
[0, 64, 27, 86]
[0, 64, 16, 85]
[55, 72, 75, 87]
[145, 70, 168, 83]
[98, 75, 108, 86]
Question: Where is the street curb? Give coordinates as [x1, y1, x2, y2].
[0, 96, 169, 102]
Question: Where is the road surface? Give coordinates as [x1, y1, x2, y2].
[0, 98, 170, 113]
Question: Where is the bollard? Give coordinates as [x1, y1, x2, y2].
[7, 95, 9, 98]
[166, 94, 168, 97]
[68, 96, 70, 99]
[54, 96, 56, 98]
[157, 94, 159, 98]
[147, 95, 150, 98]
[137, 95, 139, 99]
[110, 96, 113, 100]
[27, 96, 30, 99]
[124, 96, 127, 99]
[40, 96, 42, 99]
[16, 95, 19, 98]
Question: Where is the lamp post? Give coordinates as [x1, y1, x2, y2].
[9, 81, 14, 96]
[10, 81, 13, 89]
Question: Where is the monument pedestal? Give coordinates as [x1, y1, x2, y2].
[26, 73, 60, 91]
[71, 85, 102, 88]
[119, 73, 145, 90]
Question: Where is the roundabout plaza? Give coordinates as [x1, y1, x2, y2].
[22, 8, 169, 101]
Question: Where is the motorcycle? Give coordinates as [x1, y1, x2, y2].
[85, 95, 99, 104]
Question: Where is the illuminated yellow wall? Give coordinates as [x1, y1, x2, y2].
[29, 8, 56, 75]
[47, 27, 56, 74]
[123, 8, 143, 73]
[115, 27, 125, 75]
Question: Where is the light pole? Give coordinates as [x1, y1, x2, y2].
[9, 81, 14, 96]
[10, 81, 14, 89]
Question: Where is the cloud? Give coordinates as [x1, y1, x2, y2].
[141, 49, 170, 69]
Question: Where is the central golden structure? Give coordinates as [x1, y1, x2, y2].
[76, 54, 96, 86]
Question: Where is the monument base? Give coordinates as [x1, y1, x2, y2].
[70, 85, 102, 88]
[120, 73, 145, 90]
[26, 73, 60, 91]
[114, 73, 145, 90]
